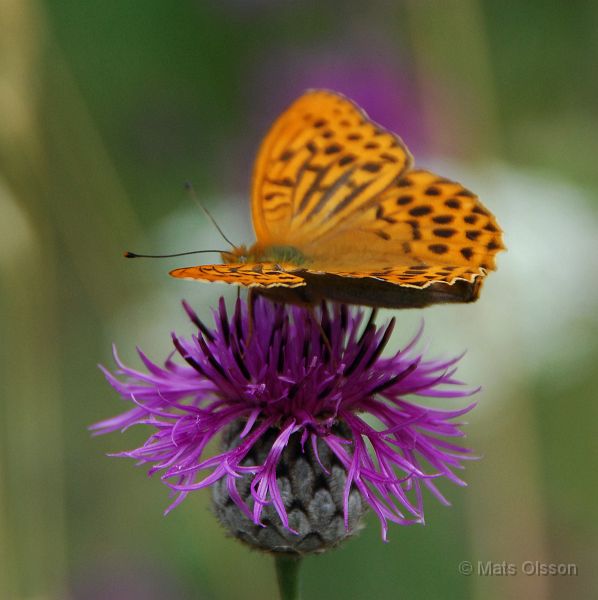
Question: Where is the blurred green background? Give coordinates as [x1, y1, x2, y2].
[1, 1, 597, 598]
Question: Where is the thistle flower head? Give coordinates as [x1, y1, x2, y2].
[93, 297, 477, 551]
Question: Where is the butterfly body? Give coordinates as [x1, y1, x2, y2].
[224, 244, 310, 268]
[171, 90, 504, 308]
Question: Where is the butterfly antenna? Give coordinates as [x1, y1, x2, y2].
[184, 181, 235, 248]
[125, 249, 232, 259]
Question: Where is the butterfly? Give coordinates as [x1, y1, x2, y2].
[170, 90, 504, 308]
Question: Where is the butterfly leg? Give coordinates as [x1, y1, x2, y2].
[307, 304, 334, 362]
[245, 288, 257, 350]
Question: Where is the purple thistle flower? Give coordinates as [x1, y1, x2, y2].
[93, 298, 477, 549]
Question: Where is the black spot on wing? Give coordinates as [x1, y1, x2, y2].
[433, 228, 457, 238]
[432, 215, 454, 224]
[361, 162, 382, 173]
[325, 143, 342, 154]
[425, 186, 441, 196]
[409, 205, 433, 216]
[428, 244, 449, 255]
[445, 199, 461, 209]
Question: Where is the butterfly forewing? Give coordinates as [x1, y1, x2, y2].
[170, 264, 305, 288]
[252, 90, 412, 246]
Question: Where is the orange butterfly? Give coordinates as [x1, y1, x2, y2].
[170, 90, 504, 308]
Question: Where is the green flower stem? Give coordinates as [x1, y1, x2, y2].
[275, 555, 302, 600]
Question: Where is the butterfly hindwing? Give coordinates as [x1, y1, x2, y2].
[370, 169, 504, 272]
[297, 170, 504, 284]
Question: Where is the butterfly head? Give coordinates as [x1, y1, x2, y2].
[221, 245, 248, 264]
[221, 244, 267, 264]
